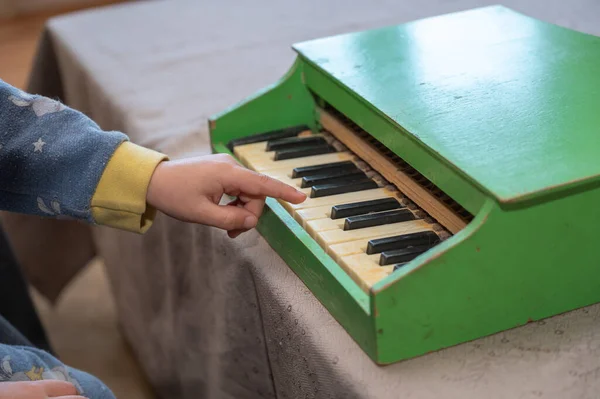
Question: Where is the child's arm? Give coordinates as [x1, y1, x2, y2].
[0, 79, 166, 233]
[0, 79, 305, 237]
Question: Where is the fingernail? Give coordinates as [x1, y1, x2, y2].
[228, 230, 242, 239]
[244, 215, 257, 229]
[296, 190, 307, 201]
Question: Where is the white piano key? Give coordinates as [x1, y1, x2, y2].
[305, 218, 345, 236]
[327, 226, 435, 262]
[233, 141, 269, 154]
[233, 141, 270, 164]
[316, 219, 431, 247]
[287, 188, 395, 211]
[294, 204, 333, 226]
[252, 152, 355, 172]
[338, 253, 394, 291]
[293, 193, 403, 227]
[261, 172, 304, 189]
[233, 132, 323, 159]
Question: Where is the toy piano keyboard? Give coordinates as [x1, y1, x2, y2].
[209, 6, 600, 364]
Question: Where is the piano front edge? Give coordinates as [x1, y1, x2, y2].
[208, 57, 380, 360]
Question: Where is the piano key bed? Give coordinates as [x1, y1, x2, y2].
[231, 127, 451, 292]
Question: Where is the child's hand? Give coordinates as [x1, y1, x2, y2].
[0, 380, 83, 398]
[147, 154, 307, 238]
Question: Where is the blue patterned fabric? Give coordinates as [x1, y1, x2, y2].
[0, 79, 128, 223]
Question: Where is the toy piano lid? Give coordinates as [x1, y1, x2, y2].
[293, 6, 600, 205]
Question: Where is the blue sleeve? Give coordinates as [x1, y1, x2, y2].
[0, 79, 128, 223]
[0, 344, 116, 399]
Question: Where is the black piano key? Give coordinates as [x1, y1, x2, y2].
[266, 136, 326, 151]
[331, 197, 401, 220]
[292, 161, 357, 178]
[274, 143, 335, 161]
[310, 179, 379, 198]
[344, 209, 415, 231]
[393, 263, 408, 271]
[226, 125, 310, 151]
[379, 245, 433, 266]
[367, 231, 440, 255]
[300, 170, 366, 188]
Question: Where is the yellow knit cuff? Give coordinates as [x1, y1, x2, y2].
[91, 141, 168, 234]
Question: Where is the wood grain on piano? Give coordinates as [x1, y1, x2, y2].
[319, 108, 467, 234]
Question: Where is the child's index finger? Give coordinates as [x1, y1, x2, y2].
[234, 168, 307, 204]
[277, 185, 307, 204]
[255, 174, 307, 204]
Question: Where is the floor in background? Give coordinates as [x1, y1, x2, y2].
[1, 2, 156, 398]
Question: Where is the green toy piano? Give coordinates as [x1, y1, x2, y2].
[208, 5, 600, 364]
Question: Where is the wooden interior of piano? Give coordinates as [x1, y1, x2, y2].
[318, 102, 474, 233]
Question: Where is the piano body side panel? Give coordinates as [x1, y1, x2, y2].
[301, 61, 487, 216]
[208, 57, 317, 147]
[371, 185, 600, 364]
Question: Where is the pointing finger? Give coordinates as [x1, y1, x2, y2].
[231, 168, 306, 204]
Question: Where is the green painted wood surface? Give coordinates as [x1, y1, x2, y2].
[209, 5, 600, 365]
[208, 58, 317, 146]
[294, 5, 600, 205]
[372, 183, 600, 363]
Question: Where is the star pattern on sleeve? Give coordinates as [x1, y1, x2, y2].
[33, 138, 46, 153]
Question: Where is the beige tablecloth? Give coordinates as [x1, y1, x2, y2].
[5, 1, 600, 398]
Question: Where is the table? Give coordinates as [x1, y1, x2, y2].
[5, 1, 600, 398]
